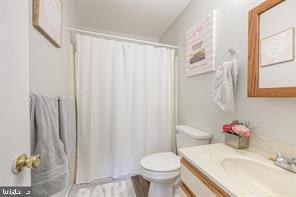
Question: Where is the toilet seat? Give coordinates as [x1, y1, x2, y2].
[140, 152, 180, 181]
[141, 152, 180, 172]
[141, 167, 180, 181]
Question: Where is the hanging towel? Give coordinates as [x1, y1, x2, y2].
[58, 96, 77, 170]
[212, 59, 238, 113]
[30, 94, 68, 197]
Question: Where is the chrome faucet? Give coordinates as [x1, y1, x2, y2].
[272, 150, 296, 173]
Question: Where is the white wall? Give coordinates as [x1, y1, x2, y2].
[29, 0, 81, 96]
[82, 26, 160, 43]
[160, 0, 296, 146]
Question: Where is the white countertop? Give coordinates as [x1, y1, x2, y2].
[178, 143, 296, 197]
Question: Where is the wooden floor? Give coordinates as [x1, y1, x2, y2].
[131, 175, 150, 197]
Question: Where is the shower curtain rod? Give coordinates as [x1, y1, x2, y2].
[68, 27, 178, 49]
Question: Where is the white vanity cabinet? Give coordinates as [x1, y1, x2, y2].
[179, 158, 230, 197]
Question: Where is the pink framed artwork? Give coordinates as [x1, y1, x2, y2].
[185, 10, 216, 77]
[260, 28, 294, 67]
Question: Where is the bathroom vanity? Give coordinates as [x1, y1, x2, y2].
[179, 157, 229, 197]
[178, 143, 296, 197]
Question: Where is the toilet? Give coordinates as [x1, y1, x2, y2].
[140, 125, 211, 197]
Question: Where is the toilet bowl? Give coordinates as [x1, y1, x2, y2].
[140, 152, 180, 197]
[140, 125, 211, 197]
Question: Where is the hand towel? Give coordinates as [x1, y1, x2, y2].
[212, 59, 238, 113]
[58, 96, 77, 169]
[30, 94, 68, 197]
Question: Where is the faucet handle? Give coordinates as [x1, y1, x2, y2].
[272, 150, 296, 173]
[273, 150, 282, 158]
[273, 150, 296, 165]
[268, 150, 280, 161]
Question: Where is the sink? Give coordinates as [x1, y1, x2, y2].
[221, 157, 296, 196]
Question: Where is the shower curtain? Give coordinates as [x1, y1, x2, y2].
[75, 34, 175, 183]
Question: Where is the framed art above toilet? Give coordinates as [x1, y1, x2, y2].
[185, 10, 217, 77]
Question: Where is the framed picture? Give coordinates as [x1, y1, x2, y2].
[33, 0, 63, 48]
[260, 28, 294, 67]
[185, 10, 216, 77]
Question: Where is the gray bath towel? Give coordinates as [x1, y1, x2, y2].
[30, 94, 68, 197]
[59, 96, 77, 169]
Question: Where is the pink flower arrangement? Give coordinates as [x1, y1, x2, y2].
[223, 120, 251, 137]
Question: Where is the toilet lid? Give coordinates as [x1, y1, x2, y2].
[141, 152, 180, 172]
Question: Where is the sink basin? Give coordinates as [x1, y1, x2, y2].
[221, 157, 296, 196]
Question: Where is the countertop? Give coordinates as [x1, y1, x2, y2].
[178, 143, 296, 197]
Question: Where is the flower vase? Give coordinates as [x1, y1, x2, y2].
[225, 132, 249, 149]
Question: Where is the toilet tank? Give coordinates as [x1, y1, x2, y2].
[175, 125, 211, 150]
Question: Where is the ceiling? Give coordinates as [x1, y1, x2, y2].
[74, 0, 191, 39]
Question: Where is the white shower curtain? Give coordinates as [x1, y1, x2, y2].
[75, 34, 175, 183]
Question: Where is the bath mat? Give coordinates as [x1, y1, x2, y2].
[67, 177, 136, 197]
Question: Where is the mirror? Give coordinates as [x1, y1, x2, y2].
[248, 0, 296, 97]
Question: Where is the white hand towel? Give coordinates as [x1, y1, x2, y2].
[212, 59, 238, 113]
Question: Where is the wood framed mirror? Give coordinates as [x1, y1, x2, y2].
[248, 0, 296, 97]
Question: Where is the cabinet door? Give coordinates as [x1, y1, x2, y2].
[179, 186, 188, 197]
[180, 158, 230, 197]
[181, 164, 215, 196]
[180, 181, 195, 197]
